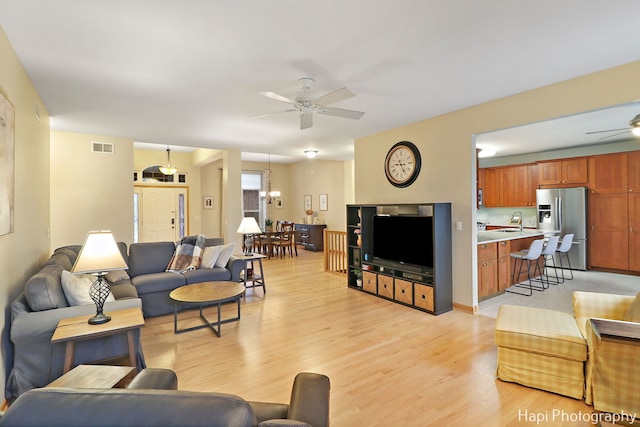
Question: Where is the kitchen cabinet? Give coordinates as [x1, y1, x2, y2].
[477, 240, 513, 298]
[478, 242, 497, 298]
[481, 164, 537, 207]
[628, 151, 640, 192]
[538, 158, 588, 186]
[629, 193, 640, 272]
[497, 240, 511, 291]
[589, 152, 628, 193]
[482, 168, 500, 207]
[589, 192, 629, 271]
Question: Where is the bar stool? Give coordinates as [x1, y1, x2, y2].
[534, 236, 561, 286]
[506, 239, 545, 296]
[556, 234, 574, 282]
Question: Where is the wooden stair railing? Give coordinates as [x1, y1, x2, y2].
[323, 229, 347, 275]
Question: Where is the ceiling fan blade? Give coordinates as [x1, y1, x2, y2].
[314, 87, 355, 106]
[318, 107, 365, 120]
[585, 127, 630, 135]
[300, 113, 313, 130]
[260, 91, 294, 104]
[250, 109, 296, 118]
[596, 130, 631, 141]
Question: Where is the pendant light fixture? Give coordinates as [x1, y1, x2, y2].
[159, 146, 177, 175]
[260, 154, 280, 203]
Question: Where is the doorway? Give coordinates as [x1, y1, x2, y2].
[134, 186, 188, 242]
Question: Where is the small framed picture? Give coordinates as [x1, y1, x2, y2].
[203, 196, 213, 209]
[319, 194, 328, 211]
[304, 195, 312, 211]
[275, 197, 283, 208]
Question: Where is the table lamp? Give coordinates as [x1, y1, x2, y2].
[236, 217, 262, 256]
[71, 231, 128, 325]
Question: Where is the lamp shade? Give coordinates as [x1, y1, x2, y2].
[71, 231, 128, 274]
[236, 217, 262, 234]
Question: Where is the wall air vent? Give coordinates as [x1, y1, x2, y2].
[92, 142, 114, 154]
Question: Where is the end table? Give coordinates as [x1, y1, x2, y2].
[234, 253, 267, 292]
[51, 307, 145, 373]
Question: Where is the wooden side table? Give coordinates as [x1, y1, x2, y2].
[47, 364, 136, 388]
[51, 307, 145, 373]
[234, 253, 267, 292]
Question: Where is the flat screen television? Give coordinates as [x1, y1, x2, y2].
[372, 215, 433, 270]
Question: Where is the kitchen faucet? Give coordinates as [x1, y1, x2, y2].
[511, 211, 523, 233]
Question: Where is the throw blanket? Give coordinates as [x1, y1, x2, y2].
[166, 234, 206, 273]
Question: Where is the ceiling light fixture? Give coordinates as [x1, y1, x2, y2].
[630, 114, 640, 137]
[159, 147, 177, 175]
[304, 150, 318, 158]
[478, 149, 496, 158]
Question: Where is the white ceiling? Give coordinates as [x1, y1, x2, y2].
[1, 1, 639, 162]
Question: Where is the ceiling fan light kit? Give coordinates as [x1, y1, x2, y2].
[586, 112, 640, 140]
[256, 78, 364, 130]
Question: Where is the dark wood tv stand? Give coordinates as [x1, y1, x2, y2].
[347, 203, 452, 315]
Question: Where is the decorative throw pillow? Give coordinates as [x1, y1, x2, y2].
[106, 269, 130, 283]
[200, 245, 223, 269]
[215, 243, 236, 268]
[61, 270, 115, 306]
[623, 292, 640, 322]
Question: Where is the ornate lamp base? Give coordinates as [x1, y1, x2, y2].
[88, 313, 112, 325]
[88, 274, 112, 325]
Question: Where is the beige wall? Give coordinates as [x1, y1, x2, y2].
[356, 60, 640, 312]
[289, 159, 348, 230]
[50, 132, 134, 248]
[0, 27, 51, 393]
[199, 158, 350, 237]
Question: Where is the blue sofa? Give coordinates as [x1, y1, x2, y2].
[6, 238, 243, 399]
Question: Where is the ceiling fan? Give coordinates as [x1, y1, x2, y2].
[585, 113, 640, 140]
[253, 78, 364, 130]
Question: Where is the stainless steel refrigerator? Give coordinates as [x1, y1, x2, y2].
[536, 187, 588, 270]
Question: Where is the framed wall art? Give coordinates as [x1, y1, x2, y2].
[0, 91, 15, 236]
[304, 195, 312, 212]
[319, 194, 328, 211]
[203, 196, 213, 209]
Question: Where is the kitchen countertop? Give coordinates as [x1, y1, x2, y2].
[477, 229, 550, 244]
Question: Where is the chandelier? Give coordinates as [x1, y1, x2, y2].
[260, 154, 280, 203]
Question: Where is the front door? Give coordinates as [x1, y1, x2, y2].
[136, 187, 188, 242]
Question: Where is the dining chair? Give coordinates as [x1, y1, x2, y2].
[271, 230, 297, 258]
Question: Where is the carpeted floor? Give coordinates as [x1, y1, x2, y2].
[478, 269, 640, 318]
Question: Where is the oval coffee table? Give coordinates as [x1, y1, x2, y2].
[169, 281, 245, 337]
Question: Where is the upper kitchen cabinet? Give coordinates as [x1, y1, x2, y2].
[482, 167, 515, 207]
[538, 158, 588, 186]
[628, 151, 640, 192]
[482, 164, 537, 207]
[513, 164, 538, 207]
[588, 152, 628, 193]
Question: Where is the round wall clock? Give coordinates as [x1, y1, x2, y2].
[384, 141, 421, 187]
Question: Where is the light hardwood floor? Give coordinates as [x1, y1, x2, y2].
[141, 249, 602, 427]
